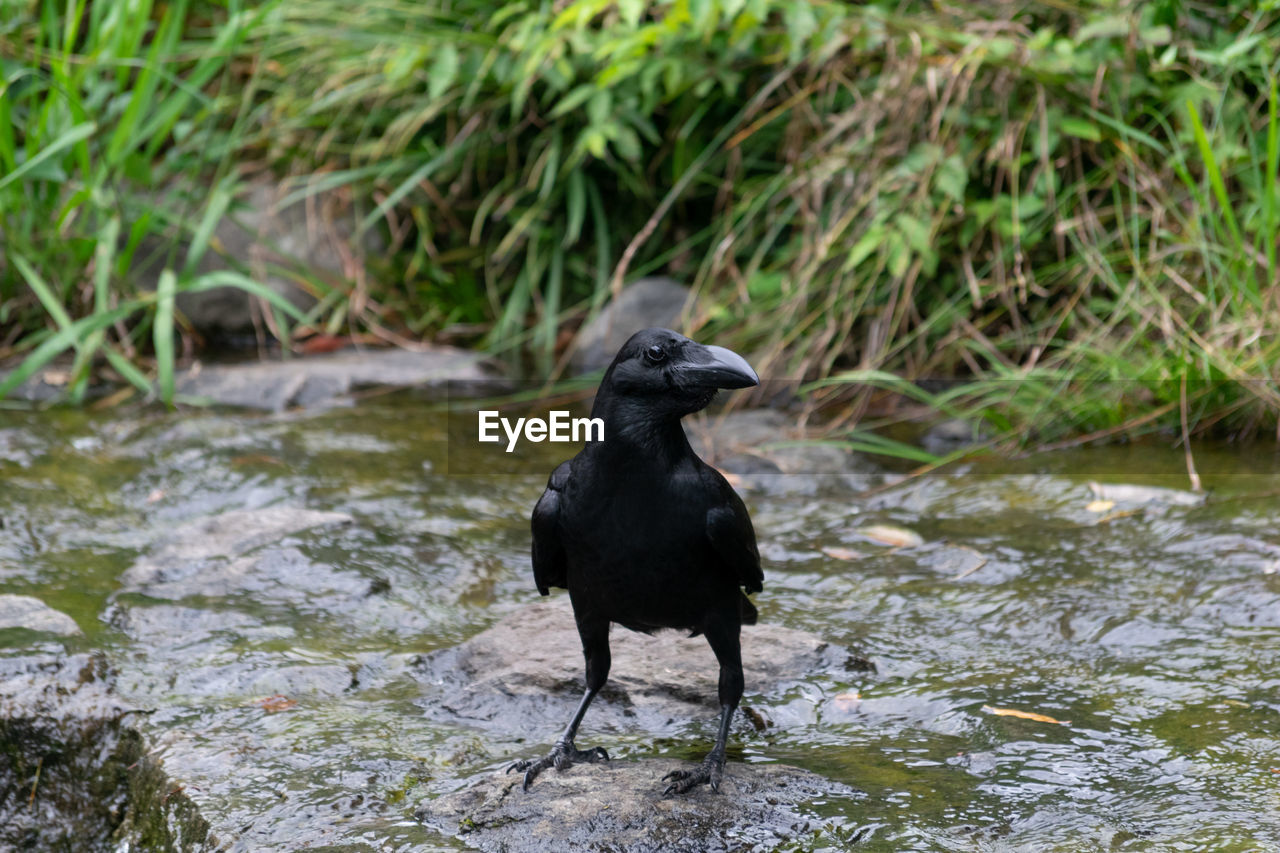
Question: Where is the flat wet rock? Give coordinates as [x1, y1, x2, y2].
[418, 759, 860, 853]
[416, 597, 871, 739]
[176, 346, 493, 410]
[119, 506, 354, 598]
[0, 594, 82, 635]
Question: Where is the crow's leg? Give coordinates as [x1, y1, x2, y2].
[664, 618, 743, 795]
[508, 618, 611, 790]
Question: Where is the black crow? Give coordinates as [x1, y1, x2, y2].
[509, 328, 763, 795]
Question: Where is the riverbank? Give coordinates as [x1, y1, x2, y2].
[3, 1, 1278, 446]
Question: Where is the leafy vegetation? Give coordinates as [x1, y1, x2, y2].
[0, 0, 305, 405]
[2, 0, 1277, 447]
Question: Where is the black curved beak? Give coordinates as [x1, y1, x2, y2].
[677, 343, 759, 390]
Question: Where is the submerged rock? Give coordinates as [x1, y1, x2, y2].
[921, 417, 988, 455]
[417, 759, 861, 853]
[0, 594, 81, 635]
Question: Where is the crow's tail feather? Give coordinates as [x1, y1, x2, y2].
[740, 592, 758, 625]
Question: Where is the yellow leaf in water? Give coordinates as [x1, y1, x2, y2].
[253, 694, 298, 714]
[982, 705, 1070, 725]
[832, 692, 861, 712]
[821, 546, 864, 561]
[1085, 500, 1115, 513]
[857, 524, 923, 548]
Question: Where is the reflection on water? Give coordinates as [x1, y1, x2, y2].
[2, 397, 1279, 850]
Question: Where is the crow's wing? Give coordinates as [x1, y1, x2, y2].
[531, 461, 572, 595]
[704, 471, 763, 594]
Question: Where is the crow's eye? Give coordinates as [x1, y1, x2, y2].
[644, 344, 667, 365]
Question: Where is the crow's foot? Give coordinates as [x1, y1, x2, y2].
[507, 740, 609, 790]
[662, 754, 724, 795]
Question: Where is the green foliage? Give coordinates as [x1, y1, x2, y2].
[240, 0, 1280, 441]
[0, 0, 298, 405]
[2, 0, 1278, 445]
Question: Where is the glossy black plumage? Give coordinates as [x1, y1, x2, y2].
[509, 328, 763, 794]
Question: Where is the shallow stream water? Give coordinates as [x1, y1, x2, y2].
[2, 394, 1278, 850]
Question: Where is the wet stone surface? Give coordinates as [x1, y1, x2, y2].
[0, 593, 82, 635]
[2, 397, 1279, 850]
[0, 651, 208, 851]
[417, 596, 871, 741]
[418, 760, 861, 853]
[175, 346, 493, 410]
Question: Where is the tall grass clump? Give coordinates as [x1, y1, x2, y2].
[237, 0, 858, 373]
[4, 0, 1278, 447]
[0, 0, 301, 405]
[239, 0, 1280, 442]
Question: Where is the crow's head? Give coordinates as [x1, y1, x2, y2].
[597, 328, 758, 418]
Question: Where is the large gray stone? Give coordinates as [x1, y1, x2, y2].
[572, 278, 691, 372]
[0, 595, 81, 636]
[133, 177, 385, 339]
[175, 346, 492, 410]
[415, 596, 870, 740]
[686, 409, 883, 494]
[417, 759, 861, 852]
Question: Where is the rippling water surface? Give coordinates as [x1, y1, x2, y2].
[2, 397, 1278, 850]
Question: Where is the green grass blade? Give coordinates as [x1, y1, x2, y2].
[154, 269, 177, 406]
[1186, 100, 1248, 261]
[102, 345, 155, 397]
[184, 178, 235, 273]
[829, 433, 945, 465]
[1266, 79, 1278, 280]
[0, 303, 144, 400]
[0, 122, 96, 192]
[12, 253, 76, 338]
[184, 271, 309, 322]
[0, 74, 17, 174]
[358, 148, 456, 234]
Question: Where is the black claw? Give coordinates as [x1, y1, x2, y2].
[506, 742, 609, 791]
[661, 757, 724, 795]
